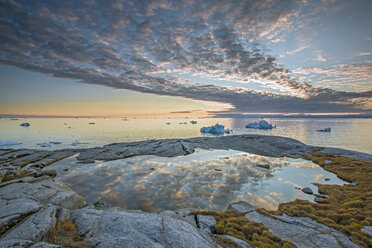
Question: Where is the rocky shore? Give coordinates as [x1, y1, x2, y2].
[1, 134, 371, 247]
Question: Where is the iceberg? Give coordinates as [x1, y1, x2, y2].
[200, 124, 230, 135]
[20, 122, 30, 127]
[317, 127, 331, 132]
[0, 141, 23, 147]
[245, 120, 275, 130]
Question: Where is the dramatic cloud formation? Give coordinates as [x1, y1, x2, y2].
[0, 0, 371, 114]
[293, 62, 372, 92]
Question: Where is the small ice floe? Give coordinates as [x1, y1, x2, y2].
[317, 127, 331, 132]
[200, 124, 230, 135]
[190, 121, 197, 124]
[89, 122, 95, 125]
[71, 141, 89, 146]
[0, 141, 23, 147]
[20, 122, 30, 127]
[245, 120, 275, 130]
[37, 142, 52, 147]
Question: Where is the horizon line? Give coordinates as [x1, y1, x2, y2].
[1, 113, 372, 119]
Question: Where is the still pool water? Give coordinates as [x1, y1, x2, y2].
[48, 149, 347, 212]
[0, 117, 371, 154]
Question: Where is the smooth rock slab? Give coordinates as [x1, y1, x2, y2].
[197, 215, 216, 234]
[72, 206, 218, 248]
[0, 199, 41, 235]
[159, 210, 197, 228]
[245, 211, 358, 248]
[0, 179, 85, 210]
[0, 239, 33, 248]
[1, 205, 57, 242]
[0, 240, 61, 248]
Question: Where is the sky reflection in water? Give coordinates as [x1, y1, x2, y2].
[50, 149, 347, 212]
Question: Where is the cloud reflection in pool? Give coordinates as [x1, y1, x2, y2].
[49, 149, 347, 212]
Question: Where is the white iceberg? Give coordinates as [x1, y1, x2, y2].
[20, 122, 30, 127]
[317, 127, 331, 132]
[200, 124, 230, 135]
[245, 120, 275, 130]
[0, 141, 23, 147]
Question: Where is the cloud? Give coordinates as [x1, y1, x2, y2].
[0, 0, 371, 114]
[293, 61, 372, 92]
[314, 51, 327, 62]
[357, 52, 372, 56]
[284, 45, 309, 56]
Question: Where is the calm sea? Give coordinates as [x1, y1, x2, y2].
[0, 117, 371, 154]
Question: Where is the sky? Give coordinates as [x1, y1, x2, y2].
[0, 0, 371, 117]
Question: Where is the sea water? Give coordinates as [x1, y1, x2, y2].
[0, 117, 371, 154]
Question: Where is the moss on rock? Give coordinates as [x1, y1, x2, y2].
[190, 210, 295, 248]
[271, 152, 372, 247]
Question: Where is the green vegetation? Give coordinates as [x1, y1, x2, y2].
[271, 152, 372, 247]
[190, 210, 295, 248]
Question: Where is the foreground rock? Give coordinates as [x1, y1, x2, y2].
[0, 178, 85, 240]
[72, 206, 219, 248]
[0, 177, 222, 248]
